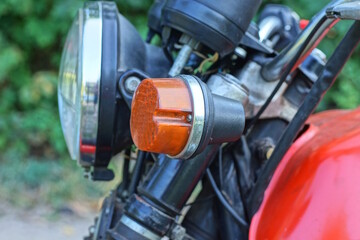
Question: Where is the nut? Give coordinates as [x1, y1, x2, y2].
[124, 76, 141, 93]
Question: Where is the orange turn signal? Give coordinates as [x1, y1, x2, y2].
[130, 78, 194, 156]
[130, 75, 245, 160]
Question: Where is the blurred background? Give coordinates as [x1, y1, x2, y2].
[0, 0, 359, 239]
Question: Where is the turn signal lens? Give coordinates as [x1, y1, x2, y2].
[130, 78, 193, 156]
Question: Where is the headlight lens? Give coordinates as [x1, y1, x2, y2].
[58, 2, 102, 164]
[58, 11, 82, 160]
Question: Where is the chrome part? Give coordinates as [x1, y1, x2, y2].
[169, 37, 197, 77]
[186, 114, 192, 123]
[169, 45, 193, 77]
[258, 15, 283, 48]
[124, 76, 141, 93]
[284, 24, 292, 31]
[299, 48, 327, 82]
[171, 75, 205, 159]
[234, 47, 247, 59]
[258, 16, 282, 43]
[261, 0, 348, 82]
[327, 1, 360, 20]
[168, 44, 192, 77]
[207, 73, 249, 105]
[79, 2, 103, 164]
[120, 215, 161, 240]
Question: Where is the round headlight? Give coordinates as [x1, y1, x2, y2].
[58, 1, 171, 180]
[58, 2, 102, 165]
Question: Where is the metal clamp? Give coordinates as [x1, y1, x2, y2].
[171, 75, 205, 159]
[120, 215, 161, 240]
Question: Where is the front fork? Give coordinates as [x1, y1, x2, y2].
[106, 145, 219, 239]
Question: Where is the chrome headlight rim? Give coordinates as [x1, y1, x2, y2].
[78, 1, 103, 167]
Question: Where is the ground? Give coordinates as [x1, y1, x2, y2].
[0, 202, 97, 240]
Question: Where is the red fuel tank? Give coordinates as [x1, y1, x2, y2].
[250, 108, 360, 240]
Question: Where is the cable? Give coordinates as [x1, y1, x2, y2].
[232, 137, 252, 221]
[128, 150, 146, 195]
[163, 46, 174, 64]
[218, 146, 224, 189]
[116, 149, 131, 197]
[122, 149, 131, 189]
[206, 169, 249, 229]
[185, 195, 216, 207]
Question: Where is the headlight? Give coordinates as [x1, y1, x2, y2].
[58, 1, 171, 180]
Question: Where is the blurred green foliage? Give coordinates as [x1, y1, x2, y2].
[0, 0, 359, 205]
[0, 0, 152, 161]
[0, 0, 152, 206]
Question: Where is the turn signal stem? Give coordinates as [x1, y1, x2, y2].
[130, 75, 245, 160]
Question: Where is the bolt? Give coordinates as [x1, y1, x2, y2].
[124, 76, 141, 93]
[186, 114, 192, 123]
[235, 47, 247, 59]
[284, 25, 292, 31]
[105, 206, 110, 215]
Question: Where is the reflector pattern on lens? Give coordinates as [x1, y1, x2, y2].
[130, 78, 193, 156]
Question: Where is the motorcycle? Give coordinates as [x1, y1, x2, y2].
[57, 0, 360, 239]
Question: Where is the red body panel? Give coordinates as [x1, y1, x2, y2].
[250, 108, 360, 240]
